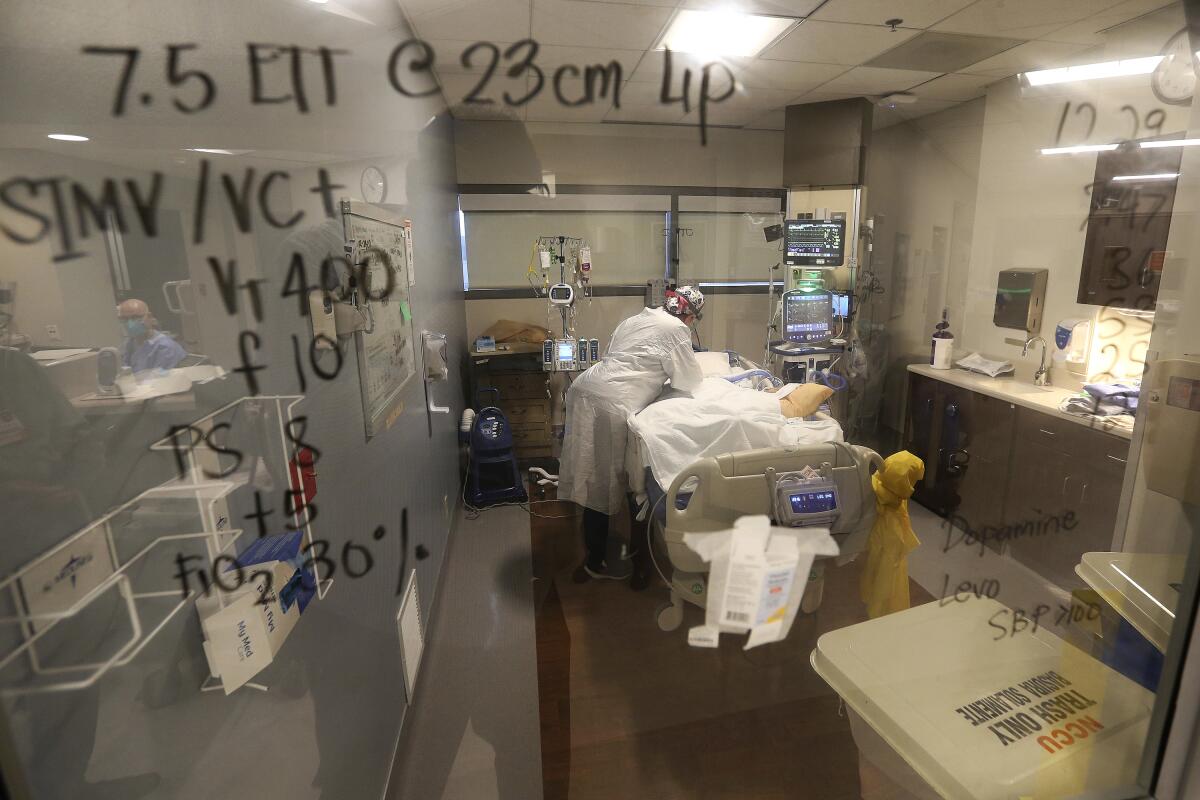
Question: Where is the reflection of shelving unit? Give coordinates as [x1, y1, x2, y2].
[0, 396, 326, 696]
[1076, 552, 1182, 653]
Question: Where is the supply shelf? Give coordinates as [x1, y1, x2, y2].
[0, 395, 328, 696]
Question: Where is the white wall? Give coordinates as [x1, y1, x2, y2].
[867, 99, 985, 362]
[456, 119, 784, 187]
[963, 4, 1187, 382]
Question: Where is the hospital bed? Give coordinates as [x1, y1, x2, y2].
[624, 351, 882, 631]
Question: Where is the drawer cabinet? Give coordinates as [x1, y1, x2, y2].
[468, 349, 554, 460]
[905, 373, 1015, 532]
[906, 371, 1132, 589]
[1006, 408, 1127, 586]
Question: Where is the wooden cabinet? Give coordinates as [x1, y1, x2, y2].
[905, 373, 1015, 530]
[468, 348, 554, 460]
[1076, 139, 1181, 311]
[1005, 409, 1127, 586]
[906, 372, 1131, 589]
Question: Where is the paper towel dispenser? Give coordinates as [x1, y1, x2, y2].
[994, 269, 1048, 334]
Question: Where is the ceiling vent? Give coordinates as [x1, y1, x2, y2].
[866, 31, 1023, 73]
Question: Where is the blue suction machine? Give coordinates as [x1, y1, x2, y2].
[466, 389, 528, 508]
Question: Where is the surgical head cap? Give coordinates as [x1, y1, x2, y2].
[664, 285, 705, 319]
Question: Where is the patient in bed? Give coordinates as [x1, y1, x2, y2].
[628, 377, 844, 495]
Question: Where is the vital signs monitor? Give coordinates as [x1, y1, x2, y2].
[784, 219, 845, 267]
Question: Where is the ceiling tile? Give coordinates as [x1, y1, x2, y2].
[932, 0, 1127, 40]
[789, 89, 864, 103]
[679, 0, 823, 15]
[439, 74, 530, 119]
[1040, 0, 1182, 47]
[405, 0, 531, 42]
[532, 0, 674, 49]
[620, 80, 667, 105]
[736, 60, 848, 91]
[744, 108, 787, 129]
[425, 40, 518, 75]
[762, 20, 921, 65]
[627, 50, 729, 83]
[717, 85, 806, 111]
[958, 39, 1098, 76]
[678, 107, 756, 127]
[621, 80, 795, 118]
[908, 72, 998, 101]
[524, 94, 613, 122]
[534, 45, 645, 77]
[866, 32, 1023, 72]
[811, 0, 975, 29]
[604, 103, 691, 123]
[813, 65, 942, 95]
[581, 0, 679, 6]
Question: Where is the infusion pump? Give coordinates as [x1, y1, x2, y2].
[543, 337, 599, 372]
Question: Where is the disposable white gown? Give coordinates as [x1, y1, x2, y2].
[559, 307, 704, 514]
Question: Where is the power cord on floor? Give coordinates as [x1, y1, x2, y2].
[461, 448, 582, 520]
[645, 493, 671, 588]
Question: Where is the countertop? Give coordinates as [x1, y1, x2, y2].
[1077, 552, 1181, 653]
[908, 363, 1134, 440]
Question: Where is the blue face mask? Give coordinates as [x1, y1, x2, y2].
[123, 318, 147, 337]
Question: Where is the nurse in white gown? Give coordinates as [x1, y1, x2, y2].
[558, 286, 706, 588]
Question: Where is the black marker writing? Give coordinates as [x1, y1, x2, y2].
[943, 509, 1079, 556]
[82, 40, 733, 144]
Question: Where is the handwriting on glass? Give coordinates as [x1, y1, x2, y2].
[174, 514, 429, 605]
[942, 509, 1079, 556]
[82, 42, 735, 145]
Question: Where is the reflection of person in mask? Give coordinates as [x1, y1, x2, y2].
[116, 299, 185, 372]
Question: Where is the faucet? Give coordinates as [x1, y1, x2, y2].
[1022, 336, 1050, 386]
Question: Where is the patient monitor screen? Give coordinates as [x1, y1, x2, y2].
[784, 219, 845, 266]
[783, 291, 833, 344]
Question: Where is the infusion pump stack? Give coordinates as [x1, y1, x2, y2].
[530, 235, 599, 373]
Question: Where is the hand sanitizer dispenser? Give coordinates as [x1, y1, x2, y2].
[1053, 318, 1091, 374]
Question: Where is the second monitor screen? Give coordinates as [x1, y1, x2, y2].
[784, 291, 833, 344]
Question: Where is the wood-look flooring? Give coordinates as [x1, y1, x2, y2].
[529, 486, 933, 800]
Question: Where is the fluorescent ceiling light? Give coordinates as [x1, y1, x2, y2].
[656, 9, 795, 58]
[1112, 172, 1179, 181]
[1024, 56, 1162, 86]
[47, 133, 88, 142]
[184, 148, 253, 155]
[1040, 144, 1119, 155]
[1141, 138, 1200, 149]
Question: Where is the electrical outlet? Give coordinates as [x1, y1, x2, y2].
[45, 324, 60, 341]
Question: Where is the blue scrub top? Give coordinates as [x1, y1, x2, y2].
[121, 332, 187, 372]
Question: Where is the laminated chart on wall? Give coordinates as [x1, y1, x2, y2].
[341, 200, 417, 438]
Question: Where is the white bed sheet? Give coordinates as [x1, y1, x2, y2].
[627, 377, 844, 494]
